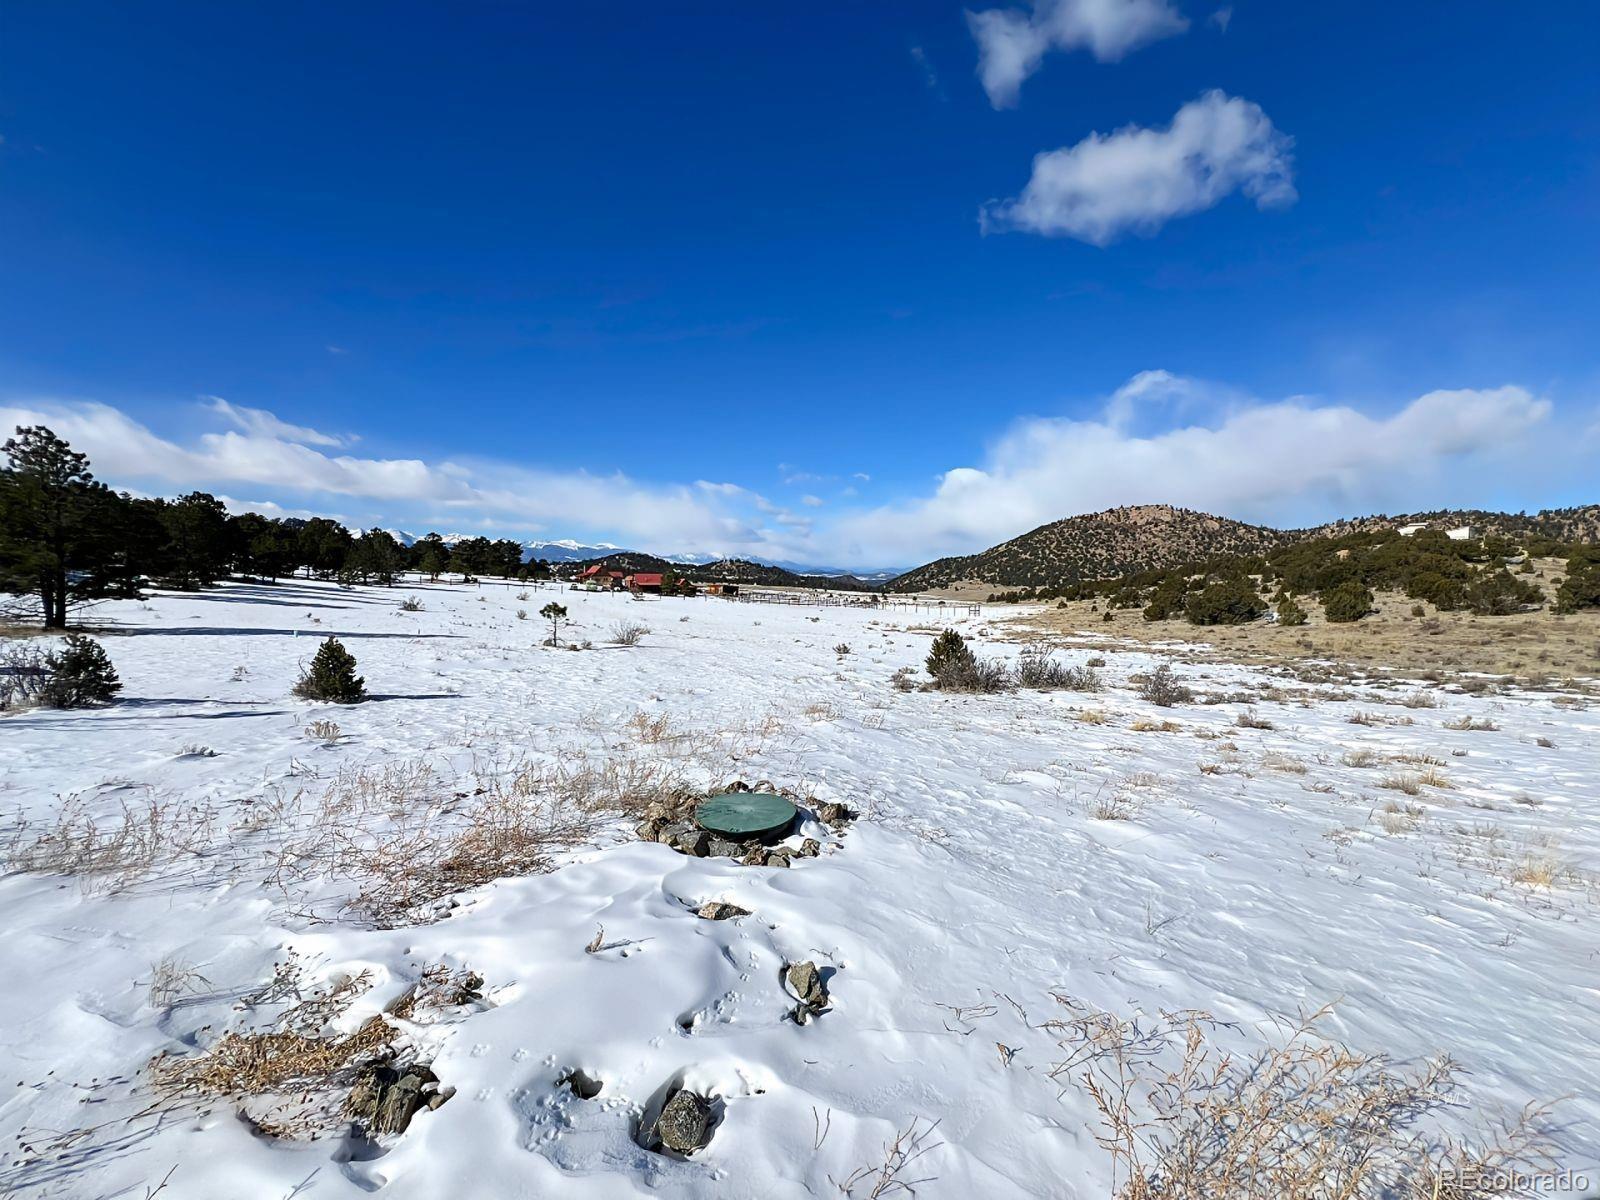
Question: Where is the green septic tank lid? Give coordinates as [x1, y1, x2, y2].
[695, 791, 797, 840]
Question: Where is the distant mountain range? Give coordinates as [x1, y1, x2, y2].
[384, 531, 903, 580]
[885, 503, 1600, 593]
[566, 552, 879, 593]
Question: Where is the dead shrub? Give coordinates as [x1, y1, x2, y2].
[1046, 1000, 1556, 1200]
[1016, 644, 1102, 691]
[3, 795, 216, 894]
[1136, 663, 1193, 707]
[610, 620, 649, 646]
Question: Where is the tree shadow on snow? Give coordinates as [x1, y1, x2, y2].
[116, 627, 462, 639]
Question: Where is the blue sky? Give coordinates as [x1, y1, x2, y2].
[3, 1, 1597, 568]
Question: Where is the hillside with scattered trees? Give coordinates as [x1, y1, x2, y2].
[889, 502, 1600, 595]
[993, 525, 1600, 625]
[887, 505, 1295, 593]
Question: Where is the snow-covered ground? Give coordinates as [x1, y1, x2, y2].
[2, 578, 1596, 1198]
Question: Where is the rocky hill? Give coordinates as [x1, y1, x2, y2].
[1305, 505, 1600, 544]
[887, 505, 1293, 593]
[887, 503, 1600, 593]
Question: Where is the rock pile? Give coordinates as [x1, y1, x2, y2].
[346, 1062, 448, 1135]
[633, 780, 853, 867]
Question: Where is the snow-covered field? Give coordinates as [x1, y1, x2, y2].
[3, 578, 1597, 1198]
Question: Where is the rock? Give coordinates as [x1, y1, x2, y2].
[347, 1063, 441, 1135]
[786, 961, 827, 1009]
[723, 779, 751, 793]
[752, 779, 776, 794]
[654, 1088, 713, 1154]
[817, 802, 855, 826]
[798, 838, 820, 858]
[697, 900, 750, 921]
[559, 1068, 603, 1100]
[792, 1002, 813, 1026]
[673, 829, 711, 857]
[740, 847, 767, 866]
[764, 851, 790, 868]
[635, 817, 664, 842]
[657, 821, 692, 846]
[706, 835, 743, 859]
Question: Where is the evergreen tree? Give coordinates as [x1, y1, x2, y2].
[450, 536, 494, 579]
[491, 538, 524, 578]
[345, 528, 405, 585]
[292, 636, 367, 703]
[925, 629, 975, 679]
[297, 517, 353, 578]
[1276, 594, 1309, 626]
[0, 426, 141, 628]
[158, 492, 231, 589]
[417, 540, 447, 581]
[1184, 577, 1266, 625]
[539, 601, 568, 645]
[42, 634, 122, 707]
[1321, 580, 1375, 623]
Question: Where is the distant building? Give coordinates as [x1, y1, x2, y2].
[1446, 525, 1477, 541]
[576, 564, 626, 590]
[1397, 523, 1429, 537]
[625, 572, 664, 594]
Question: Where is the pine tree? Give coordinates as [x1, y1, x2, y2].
[1321, 580, 1375, 623]
[925, 629, 975, 679]
[539, 601, 568, 646]
[292, 636, 367, 703]
[41, 634, 122, 707]
[1276, 594, 1309, 626]
[0, 426, 141, 628]
[159, 491, 231, 589]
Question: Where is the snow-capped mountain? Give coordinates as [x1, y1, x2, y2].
[380, 530, 897, 576]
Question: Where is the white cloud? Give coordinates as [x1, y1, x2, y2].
[983, 90, 1296, 244]
[0, 397, 780, 558]
[204, 396, 351, 447]
[821, 380, 1567, 564]
[968, 0, 1188, 107]
[3, 379, 1587, 571]
[800, 494, 825, 507]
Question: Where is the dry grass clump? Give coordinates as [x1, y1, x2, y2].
[1130, 718, 1182, 733]
[1341, 749, 1380, 768]
[271, 754, 680, 927]
[1399, 690, 1440, 709]
[1380, 773, 1423, 796]
[1379, 801, 1425, 834]
[1262, 752, 1307, 775]
[1077, 709, 1111, 725]
[149, 954, 478, 1139]
[3, 795, 216, 894]
[304, 718, 342, 743]
[1506, 854, 1569, 889]
[1045, 1000, 1555, 1200]
[1235, 708, 1275, 730]
[1443, 715, 1499, 732]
